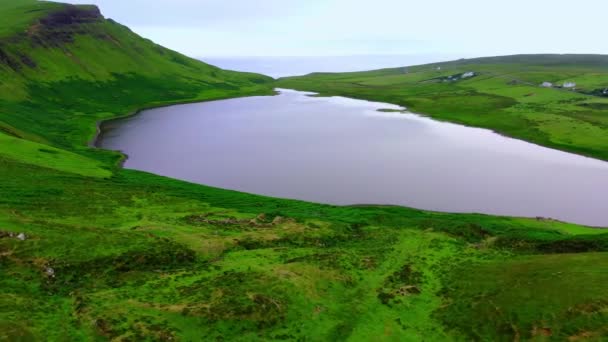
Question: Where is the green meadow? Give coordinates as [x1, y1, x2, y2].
[0, 1, 607, 340]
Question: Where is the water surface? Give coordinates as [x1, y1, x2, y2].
[99, 89, 608, 226]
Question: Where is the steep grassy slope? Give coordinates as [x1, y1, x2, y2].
[277, 55, 608, 161]
[0, 1, 607, 341]
[0, 0, 271, 155]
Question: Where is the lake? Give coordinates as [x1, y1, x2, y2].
[99, 89, 608, 227]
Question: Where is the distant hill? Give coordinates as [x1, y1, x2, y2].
[431, 54, 608, 68]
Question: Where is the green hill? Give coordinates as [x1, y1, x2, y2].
[0, 0, 271, 153]
[277, 54, 608, 161]
[1, 1, 607, 341]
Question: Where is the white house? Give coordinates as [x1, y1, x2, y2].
[563, 82, 577, 89]
[461, 71, 475, 78]
[436, 66, 442, 71]
[541, 82, 553, 88]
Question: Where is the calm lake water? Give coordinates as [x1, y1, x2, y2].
[99, 89, 608, 227]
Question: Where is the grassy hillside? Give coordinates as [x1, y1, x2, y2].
[277, 54, 608, 161]
[0, 1, 607, 341]
[0, 0, 272, 156]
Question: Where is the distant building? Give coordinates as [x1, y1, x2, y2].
[563, 82, 577, 89]
[436, 66, 442, 71]
[541, 82, 553, 88]
[461, 71, 475, 78]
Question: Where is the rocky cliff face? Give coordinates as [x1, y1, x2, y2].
[38, 4, 103, 28]
[30, 5, 104, 47]
[0, 5, 105, 71]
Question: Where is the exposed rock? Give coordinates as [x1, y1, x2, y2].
[0, 46, 21, 71]
[0, 231, 22, 239]
[461, 71, 476, 78]
[395, 285, 421, 296]
[440, 72, 475, 83]
[45, 267, 55, 278]
[256, 213, 267, 222]
[536, 216, 556, 222]
[30, 5, 104, 47]
[184, 213, 290, 229]
[38, 5, 103, 29]
[19, 54, 37, 68]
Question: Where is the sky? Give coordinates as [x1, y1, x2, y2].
[62, 0, 606, 58]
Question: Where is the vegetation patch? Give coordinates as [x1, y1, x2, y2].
[377, 264, 423, 306]
[436, 253, 608, 340]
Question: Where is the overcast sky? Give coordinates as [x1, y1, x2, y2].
[62, 0, 606, 58]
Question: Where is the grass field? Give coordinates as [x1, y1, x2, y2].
[0, 1, 607, 340]
[276, 55, 608, 161]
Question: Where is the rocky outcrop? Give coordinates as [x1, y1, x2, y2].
[29, 5, 104, 47]
[185, 213, 296, 228]
[0, 45, 21, 71]
[45, 267, 55, 278]
[0, 231, 27, 240]
[38, 5, 103, 29]
[0, 4, 105, 71]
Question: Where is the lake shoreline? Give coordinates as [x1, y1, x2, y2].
[99, 88, 608, 227]
[91, 89, 279, 167]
